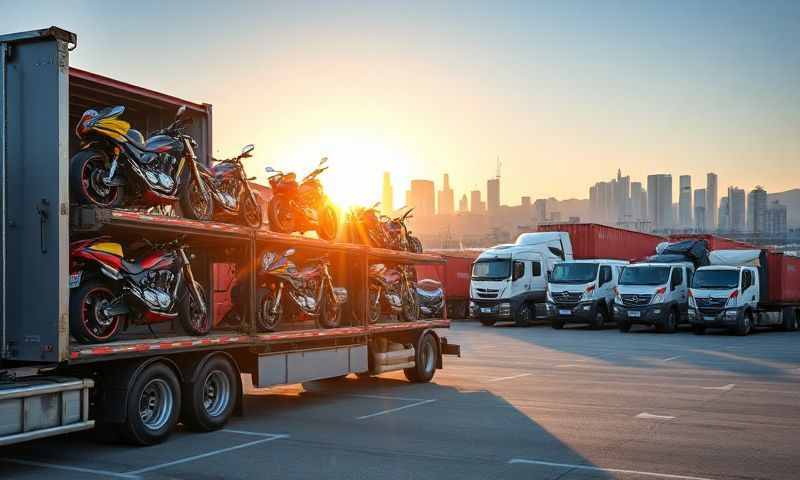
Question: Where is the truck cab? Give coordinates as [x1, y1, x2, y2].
[547, 260, 627, 329]
[470, 232, 572, 326]
[613, 262, 695, 333]
[688, 265, 760, 336]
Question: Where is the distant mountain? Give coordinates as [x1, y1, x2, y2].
[768, 189, 800, 227]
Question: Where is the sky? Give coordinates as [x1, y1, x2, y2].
[2, 0, 799, 208]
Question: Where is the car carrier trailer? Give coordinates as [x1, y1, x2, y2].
[0, 27, 458, 447]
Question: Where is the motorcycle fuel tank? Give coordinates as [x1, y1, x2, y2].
[145, 134, 183, 154]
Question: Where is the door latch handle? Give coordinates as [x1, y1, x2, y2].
[35, 198, 50, 254]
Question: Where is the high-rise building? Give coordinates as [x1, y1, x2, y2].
[533, 199, 547, 222]
[718, 197, 730, 230]
[487, 178, 500, 214]
[706, 173, 718, 230]
[728, 186, 746, 232]
[521, 196, 531, 208]
[679, 175, 692, 227]
[766, 200, 787, 235]
[437, 173, 454, 215]
[647, 174, 673, 230]
[747, 186, 767, 234]
[694, 188, 706, 231]
[470, 190, 484, 214]
[630, 182, 645, 220]
[406, 179, 435, 217]
[381, 172, 393, 215]
[458, 194, 469, 213]
[614, 169, 631, 221]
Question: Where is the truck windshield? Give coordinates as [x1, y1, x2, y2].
[693, 269, 739, 289]
[550, 263, 598, 284]
[472, 259, 511, 280]
[619, 266, 670, 286]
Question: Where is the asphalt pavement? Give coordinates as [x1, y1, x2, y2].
[2, 320, 799, 479]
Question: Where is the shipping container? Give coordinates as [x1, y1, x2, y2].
[668, 233, 756, 251]
[766, 251, 800, 304]
[416, 250, 482, 318]
[537, 223, 665, 261]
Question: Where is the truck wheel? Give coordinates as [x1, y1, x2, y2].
[120, 362, 181, 445]
[183, 356, 238, 432]
[404, 333, 438, 383]
[551, 319, 564, 329]
[514, 304, 532, 327]
[781, 308, 798, 332]
[479, 319, 496, 327]
[692, 325, 706, 335]
[618, 319, 631, 333]
[735, 312, 752, 336]
[656, 309, 677, 333]
[590, 307, 607, 330]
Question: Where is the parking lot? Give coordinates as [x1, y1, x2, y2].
[2, 320, 800, 480]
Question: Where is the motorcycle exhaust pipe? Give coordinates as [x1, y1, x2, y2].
[102, 303, 130, 317]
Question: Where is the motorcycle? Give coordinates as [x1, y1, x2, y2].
[416, 278, 445, 318]
[199, 144, 263, 228]
[345, 202, 390, 248]
[257, 249, 348, 331]
[69, 236, 210, 343]
[368, 263, 419, 324]
[383, 207, 423, 253]
[70, 105, 214, 221]
[265, 157, 338, 240]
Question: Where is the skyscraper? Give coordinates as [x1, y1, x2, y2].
[470, 190, 484, 214]
[533, 199, 547, 222]
[381, 172, 393, 215]
[706, 173, 718, 230]
[718, 197, 730, 230]
[728, 186, 746, 232]
[487, 178, 500, 214]
[747, 186, 767, 234]
[647, 174, 673, 230]
[614, 169, 631, 221]
[406, 180, 435, 216]
[679, 175, 692, 227]
[458, 194, 469, 213]
[437, 173, 454, 215]
[630, 182, 644, 221]
[694, 188, 706, 231]
[766, 201, 787, 235]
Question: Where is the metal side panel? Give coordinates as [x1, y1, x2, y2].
[1, 30, 72, 362]
[255, 345, 368, 388]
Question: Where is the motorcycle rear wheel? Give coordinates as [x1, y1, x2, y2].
[267, 195, 295, 234]
[180, 178, 214, 221]
[70, 150, 124, 207]
[317, 204, 338, 241]
[180, 282, 211, 335]
[69, 277, 123, 344]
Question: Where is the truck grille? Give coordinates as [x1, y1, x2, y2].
[552, 291, 582, 305]
[620, 294, 652, 307]
[475, 288, 499, 299]
[696, 297, 726, 316]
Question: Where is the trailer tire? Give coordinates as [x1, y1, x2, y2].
[120, 362, 181, 445]
[781, 307, 798, 332]
[404, 333, 438, 383]
[183, 356, 238, 432]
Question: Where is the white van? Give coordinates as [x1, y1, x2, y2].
[613, 262, 695, 333]
[546, 260, 628, 329]
[470, 232, 573, 326]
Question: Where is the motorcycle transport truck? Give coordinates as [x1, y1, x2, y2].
[0, 27, 458, 447]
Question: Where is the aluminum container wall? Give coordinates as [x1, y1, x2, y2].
[668, 234, 756, 251]
[766, 252, 800, 303]
[537, 224, 665, 261]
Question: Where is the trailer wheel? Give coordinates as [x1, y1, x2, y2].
[121, 362, 181, 445]
[781, 307, 798, 332]
[183, 355, 238, 432]
[404, 333, 438, 383]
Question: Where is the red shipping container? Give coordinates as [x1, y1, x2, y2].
[668, 233, 756, 251]
[536, 223, 665, 261]
[766, 251, 800, 304]
[416, 250, 481, 301]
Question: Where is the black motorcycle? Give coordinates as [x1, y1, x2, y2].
[199, 144, 263, 228]
[71, 105, 214, 221]
[257, 249, 348, 331]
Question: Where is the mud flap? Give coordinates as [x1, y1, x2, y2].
[440, 336, 461, 357]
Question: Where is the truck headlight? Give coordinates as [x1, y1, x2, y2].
[546, 287, 554, 303]
[580, 284, 596, 302]
[613, 287, 623, 304]
[651, 287, 667, 305]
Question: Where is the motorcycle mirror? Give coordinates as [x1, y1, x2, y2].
[319, 156, 328, 166]
[106, 105, 125, 118]
[241, 144, 255, 156]
[176, 105, 187, 119]
[371, 201, 381, 209]
[284, 248, 296, 257]
[265, 166, 276, 173]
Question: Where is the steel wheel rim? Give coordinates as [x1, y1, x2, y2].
[82, 158, 117, 205]
[202, 370, 231, 418]
[82, 288, 119, 340]
[421, 339, 435, 373]
[596, 312, 604, 326]
[139, 378, 173, 431]
[260, 294, 281, 330]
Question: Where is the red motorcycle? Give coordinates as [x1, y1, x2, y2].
[384, 207, 423, 253]
[265, 157, 338, 240]
[345, 202, 390, 247]
[198, 144, 263, 228]
[368, 263, 419, 324]
[69, 236, 210, 343]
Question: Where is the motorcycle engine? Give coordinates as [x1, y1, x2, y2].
[141, 270, 176, 310]
[213, 177, 239, 209]
[144, 153, 177, 192]
[386, 293, 402, 308]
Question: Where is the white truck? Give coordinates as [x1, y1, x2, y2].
[613, 262, 695, 333]
[470, 232, 573, 326]
[546, 260, 628, 329]
[688, 250, 800, 335]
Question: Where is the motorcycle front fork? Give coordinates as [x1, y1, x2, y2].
[180, 248, 207, 316]
[272, 283, 284, 315]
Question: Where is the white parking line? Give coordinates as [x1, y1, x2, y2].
[636, 412, 676, 420]
[0, 458, 138, 479]
[125, 433, 288, 475]
[702, 384, 735, 391]
[508, 458, 716, 480]
[487, 373, 532, 382]
[662, 355, 682, 362]
[356, 399, 437, 420]
[347, 393, 426, 402]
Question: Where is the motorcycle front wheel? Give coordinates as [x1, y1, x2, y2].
[368, 285, 381, 324]
[240, 194, 263, 229]
[408, 236, 423, 253]
[317, 204, 338, 241]
[180, 281, 211, 335]
[180, 178, 214, 221]
[318, 291, 342, 329]
[400, 286, 420, 322]
[258, 288, 283, 332]
[69, 277, 123, 344]
[70, 150, 124, 207]
[267, 195, 296, 234]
